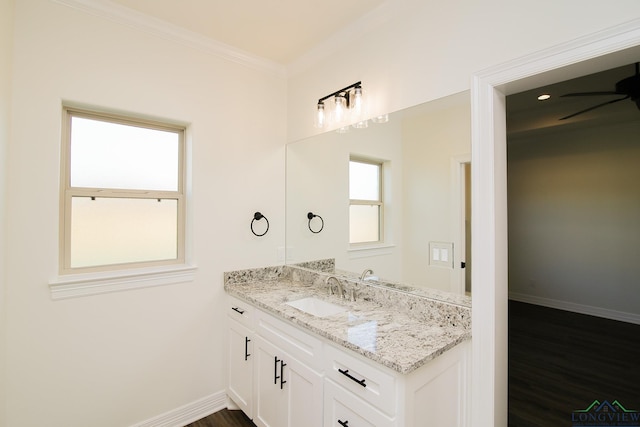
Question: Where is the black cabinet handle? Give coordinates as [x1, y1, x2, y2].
[244, 337, 251, 361]
[338, 368, 366, 387]
[280, 360, 287, 389]
[274, 356, 287, 389]
[274, 356, 280, 385]
[338, 420, 349, 427]
[232, 307, 245, 315]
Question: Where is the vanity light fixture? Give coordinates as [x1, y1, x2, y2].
[315, 81, 370, 130]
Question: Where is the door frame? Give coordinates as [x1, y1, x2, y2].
[470, 18, 640, 426]
[451, 154, 471, 295]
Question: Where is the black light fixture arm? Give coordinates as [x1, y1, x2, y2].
[317, 81, 362, 106]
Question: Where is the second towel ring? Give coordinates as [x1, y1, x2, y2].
[307, 212, 324, 234]
[251, 212, 269, 237]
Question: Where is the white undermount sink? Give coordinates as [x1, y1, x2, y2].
[285, 297, 347, 317]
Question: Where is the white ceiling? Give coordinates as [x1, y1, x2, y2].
[109, 0, 387, 64]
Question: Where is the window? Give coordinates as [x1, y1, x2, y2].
[60, 107, 185, 274]
[349, 158, 383, 244]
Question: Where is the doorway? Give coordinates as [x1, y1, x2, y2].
[464, 162, 471, 295]
[452, 155, 471, 296]
[470, 20, 640, 426]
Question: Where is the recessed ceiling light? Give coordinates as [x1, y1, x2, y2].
[537, 94, 551, 101]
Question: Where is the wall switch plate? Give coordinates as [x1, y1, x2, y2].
[429, 242, 454, 268]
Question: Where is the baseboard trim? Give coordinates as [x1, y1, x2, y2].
[509, 292, 640, 325]
[130, 390, 228, 427]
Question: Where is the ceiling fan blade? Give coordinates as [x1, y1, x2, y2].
[561, 91, 621, 97]
[559, 95, 630, 120]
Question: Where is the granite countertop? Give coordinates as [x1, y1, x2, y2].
[224, 267, 471, 375]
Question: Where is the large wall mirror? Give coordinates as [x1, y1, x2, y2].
[285, 90, 472, 301]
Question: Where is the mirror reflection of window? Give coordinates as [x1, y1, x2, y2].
[349, 158, 383, 244]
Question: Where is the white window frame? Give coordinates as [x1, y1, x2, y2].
[59, 106, 187, 275]
[349, 156, 384, 245]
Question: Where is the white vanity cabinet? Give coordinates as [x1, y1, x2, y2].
[227, 297, 255, 418]
[253, 335, 323, 427]
[227, 297, 323, 427]
[323, 340, 470, 427]
[227, 295, 470, 427]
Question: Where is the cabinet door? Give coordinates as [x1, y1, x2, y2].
[254, 336, 323, 427]
[253, 337, 288, 427]
[284, 352, 323, 427]
[228, 318, 253, 418]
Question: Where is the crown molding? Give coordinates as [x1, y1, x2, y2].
[52, 0, 286, 77]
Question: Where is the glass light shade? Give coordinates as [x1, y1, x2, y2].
[314, 102, 326, 128]
[332, 95, 347, 125]
[350, 86, 365, 122]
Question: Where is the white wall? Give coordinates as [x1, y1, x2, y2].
[1, 0, 14, 424]
[401, 100, 470, 291]
[286, 0, 640, 142]
[6, 1, 285, 426]
[508, 121, 640, 320]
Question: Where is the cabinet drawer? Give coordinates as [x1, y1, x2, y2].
[228, 295, 254, 328]
[324, 379, 395, 427]
[324, 344, 397, 416]
[255, 309, 324, 372]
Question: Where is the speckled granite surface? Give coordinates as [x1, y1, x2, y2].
[224, 265, 471, 374]
[332, 268, 472, 308]
[292, 258, 335, 273]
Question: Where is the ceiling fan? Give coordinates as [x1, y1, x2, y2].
[559, 62, 640, 120]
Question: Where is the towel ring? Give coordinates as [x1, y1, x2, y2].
[307, 212, 324, 234]
[251, 212, 269, 237]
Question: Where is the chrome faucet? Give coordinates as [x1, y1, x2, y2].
[360, 269, 374, 281]
[326, 276, 344, 298]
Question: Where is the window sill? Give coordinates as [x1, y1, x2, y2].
[347, 243, 396, 259]
[49, 264, 197, 300]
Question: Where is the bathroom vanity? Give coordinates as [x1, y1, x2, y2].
[225, 265, 471, 427]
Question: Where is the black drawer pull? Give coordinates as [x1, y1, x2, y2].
[232, 307, 245, 315]
[338, 368, 366, 387]
[244, 337, 251, 361]
[280, 360, 287, 389]
[274, 356, 287, 389]
[338, 420, 349, 427]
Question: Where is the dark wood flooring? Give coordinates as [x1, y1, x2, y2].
[509, 300, 640, 426]
[185, 409, 255, 427]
